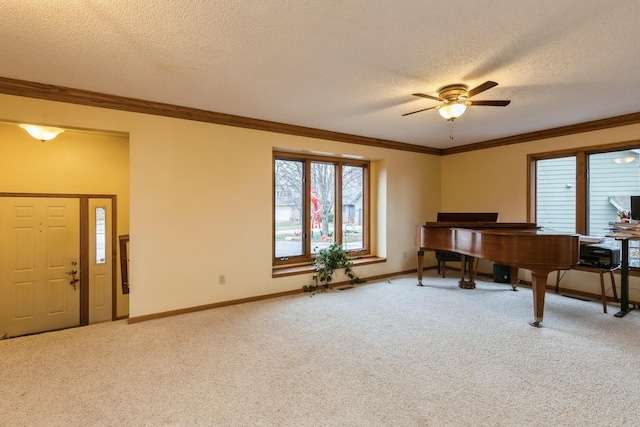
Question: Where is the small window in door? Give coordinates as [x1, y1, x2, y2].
[95, 207, 106, 264]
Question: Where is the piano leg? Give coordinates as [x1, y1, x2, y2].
[417, 250, 425, 286]
[530, 269, 552, 327]
[509, 266, 519, 291]
[458, 255, 476, 289]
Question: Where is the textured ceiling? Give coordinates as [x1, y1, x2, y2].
[1, 1, 640, 149]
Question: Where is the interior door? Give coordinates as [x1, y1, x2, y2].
[0, 197, 80, 338]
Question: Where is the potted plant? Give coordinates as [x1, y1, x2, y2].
[618, 210, 631, 222]
[303, 243, 365, 294]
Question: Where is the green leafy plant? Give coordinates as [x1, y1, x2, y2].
[303, 243, 365, 294]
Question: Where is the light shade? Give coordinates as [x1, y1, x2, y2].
[19, 124, 65, 141]
[438, 102, 467, 121]
[614, 151, 637, 164]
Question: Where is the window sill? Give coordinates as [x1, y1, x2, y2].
[272, 256, 386, 278]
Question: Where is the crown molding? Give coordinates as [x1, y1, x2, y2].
[2, 76, 639, 157]
[0, 76, 439, 155]
[441, 112, 640, 155]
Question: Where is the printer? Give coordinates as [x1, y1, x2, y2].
[579, 243, 621, 269]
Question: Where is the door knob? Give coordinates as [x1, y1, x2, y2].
[66, 261, 79, 290]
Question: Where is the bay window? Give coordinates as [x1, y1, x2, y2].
[274, 151, 369, 265]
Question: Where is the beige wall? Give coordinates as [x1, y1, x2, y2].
[0, 120, 130, 317]
[441, 124, 640, 302]
[0, 94, 440, 318]
[5, 91, 636, 318]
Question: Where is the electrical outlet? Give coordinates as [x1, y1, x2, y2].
[218, 274, 226, 285]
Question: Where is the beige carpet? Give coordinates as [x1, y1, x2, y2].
[1, 273, 639, 426]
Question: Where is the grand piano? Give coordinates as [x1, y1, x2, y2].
[416, 216, 580, 326]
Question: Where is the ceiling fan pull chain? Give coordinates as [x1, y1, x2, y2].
[449, 121, 454, 140]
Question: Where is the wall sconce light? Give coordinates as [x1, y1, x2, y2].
[19, 124, 65, 142]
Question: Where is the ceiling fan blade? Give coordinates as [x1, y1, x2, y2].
[412, 93, 440, 101]
[402, 106, 437, 116]
[466, 81, 498, 98]
[469, 100, 511, 107]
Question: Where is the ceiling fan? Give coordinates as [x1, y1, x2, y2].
[402, 81, 510, 121]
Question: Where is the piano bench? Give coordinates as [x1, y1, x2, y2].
[435, 250, 462, 278]
[555, 265, 620, 314]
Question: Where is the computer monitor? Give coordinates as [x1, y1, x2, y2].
[630, 196, 640, 220]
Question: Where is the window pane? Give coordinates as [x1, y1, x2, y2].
[274, 159, 304, 258]
[342, 165, 363, 251]
[95, 207, 106, 264]
[588, 150, 640, 266]
[588, 150, 640, 234]
[536, 157, 576, 232]
[311, 162, 335, 253]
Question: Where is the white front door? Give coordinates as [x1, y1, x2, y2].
[0, 197, 80, 337]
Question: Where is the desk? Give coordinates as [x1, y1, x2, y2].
[614, 238, 634, 318]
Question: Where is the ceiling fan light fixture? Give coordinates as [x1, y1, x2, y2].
[404, 81, 509, 122]
[19, 124, 65, 142]
[438, 102, 467, 121]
